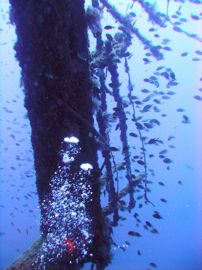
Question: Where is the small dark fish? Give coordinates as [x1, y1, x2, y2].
[137, 250, 142, 256]
[3, 107, 13, 113]
[137, 160, 145, 166]
[144, 122, 153, 129]
[116, 162, 125, 171]
[178, 180, 183, 185]
[160, 198, 167, 203]
[131, 95, 139, 100]
[181, 52, 188, 57]
[135, 100, 142, 105]
[136, 122, 144, 130]
[149, 27, 156, 32]
[163, 158, 172, 164]
[115, 123, 120, 130]
[125, 241, 130, 246]
[167, 91, 175, 95]
[110, 146, 119, 152]
[119, 200, 127, 206]
[195, 50, 202, 56]
[10, 134, 16, 139]
[119, 216, 127, 221]
[168, 135, 175, 141]
[168, 144, 176, 149]
[137, 183, 144, 189]
[106, 33, 113, 42]
[176, 108, 184, 112]
[192, 57, 201, 61]
[150, 119, 160, 126]
[104, 25, 115, 30]
[153, 211, 162, 219]
[143, 58, 151, 64]
[159, 149, 167, 155]
[145, 52, 152, 57]
[158, 181, 165, 186]
[128, 231, 142, 237]
[153, 106, 161, 112]
[142, 104, 153, 112]
[167, 80, 178, 88]
[194, 95, 202, 101]
[123, 52, 132, 58]
[163, 46, 172, 51]
[141, 88, 150, 93]
[173, 21, 182, 26]
[143, 94, 154, 102]
[148, 138, 163, 145]
[145, 221, 152, 227]
[153, 99, 161, 104]
[137, 194, 144, 200]
[150, 262, 157, 268]
[162, 38, 171, 45]
[173, 26, 182, 33]
[151, 228, 159, 234]
[162, 95, 170, 100]
[120, 245, 126, 251]
[182, 115, 190, 124]
[156, 66, 164, 71]
[172, 14, 179, 19]
[191, 14, 200, 20]
[180, 18, 187, 23]
[129, 132, 138, 137]
[133, 213, 139, 219]
[133, 155, 140, 159]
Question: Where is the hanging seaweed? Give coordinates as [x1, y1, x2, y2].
[135, 0, 168, 26]
[104, 40, 135, 209]
[124, 56, 154, 206]
[99, 0, 164, 60]
[136, 0, 202, 42]
[96, 72, 119, 225]
[87, 1, 202, 263]
[90, 1, 119, 225]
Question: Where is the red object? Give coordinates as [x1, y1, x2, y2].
[66, 239, 75, 253]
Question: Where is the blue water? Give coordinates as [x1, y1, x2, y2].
[0, 1, 202, 269]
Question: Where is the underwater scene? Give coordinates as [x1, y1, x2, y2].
[0, 0, 202, 269]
